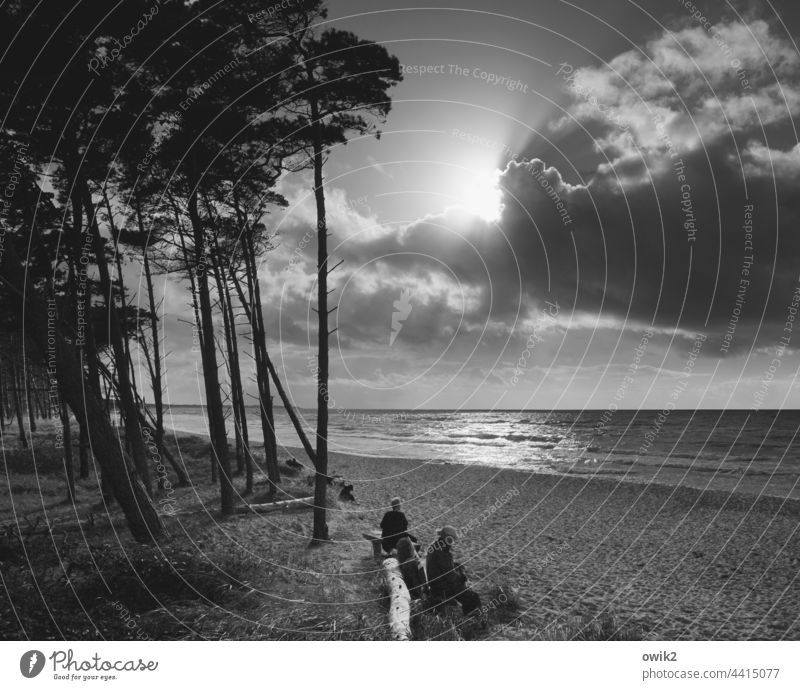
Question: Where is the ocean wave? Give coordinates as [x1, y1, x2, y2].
[446, 431, 561, 443]
[586, 461, 798, 478]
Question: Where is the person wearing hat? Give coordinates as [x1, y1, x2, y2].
[380, 497, 416, 554]
[425, 526, 481, 615]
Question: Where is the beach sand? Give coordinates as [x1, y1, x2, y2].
[2, 427, 798, 640]
[324, 448, 800, 640]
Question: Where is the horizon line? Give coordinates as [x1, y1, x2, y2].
[157, 404, 798, 412]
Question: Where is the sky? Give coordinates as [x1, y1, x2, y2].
[150, 0, 800, 410]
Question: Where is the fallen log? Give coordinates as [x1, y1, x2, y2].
[237, 495, 315, 514]
[383, 557, 411, 640]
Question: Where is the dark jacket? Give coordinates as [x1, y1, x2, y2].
[399, 560, 426, 599]
[380, 510, 408, 551]
[397, 537, 426, 599]
[425, 537, 466, 598]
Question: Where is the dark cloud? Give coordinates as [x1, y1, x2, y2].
[318, 15, 800, 360]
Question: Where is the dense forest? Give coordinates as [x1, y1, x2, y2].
[0, 0, 401, 544]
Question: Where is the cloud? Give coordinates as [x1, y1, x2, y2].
[560, 17, 800, 159]
[359, 16, 800, 356]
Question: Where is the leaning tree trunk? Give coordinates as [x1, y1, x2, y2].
[1, 241, 163, 542]
[187, 188, 234, 515]
[80, 179, 152, 495]
[265, 354, 316, 466]
[213, 243, 252, 493]
[54, 344, 161, 542]
[233, 263, 301, 499]
[142, 255, 165, 481]
[241, 229, 280, 491]
[211, 255, 244, 476]
[223, 275, 252, 493]
[137, 409, 189, 487]
[231, 265, 317, 471]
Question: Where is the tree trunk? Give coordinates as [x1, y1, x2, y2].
[230, 265, 316, 470]
[241, 229, 280, 491]
[10, 344, 27, 448]
[138, 205, 168, 489]
[106, 191, 142, 419]
[80, 178, 151, 495]
[1, 241, 163, 542]
[24, 366, 36, 433]
[223, 275, 252, 493]
[34, 378, 47, 419]
[310, 95, 330, 543]
[78, 420, 90, 479]
[187, 188, 234, 515]
[211, 255, 243, 476]
[137, 409, 189, 487]
[61, 389, 75, 503]
[383, 557, 411, 640]
[212, 239, 252, 493]
[57, 347, 161, 542]
[265, 354, 316, 466]
[144, 253, 164, 484]
[175, 211, 218, 484]
[66, 191, 94, 482]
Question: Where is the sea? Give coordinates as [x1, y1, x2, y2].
[163, 406, 800, 501]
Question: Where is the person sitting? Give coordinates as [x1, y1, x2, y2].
[380, 497, 416, 554]
[338, 483, 355, 502]
[396, 536, 426, 599]
[425, 526, 481, 616]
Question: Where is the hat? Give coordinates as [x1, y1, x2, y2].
[438, 525, 458, 542]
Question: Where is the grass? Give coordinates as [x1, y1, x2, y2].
[0, 524, 265, 639]
[530, 613, 645, 641]
[0, 429, 393, 641]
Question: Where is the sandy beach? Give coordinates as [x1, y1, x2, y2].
[2, 428, 798, 640]
[323, 447, 800, 640]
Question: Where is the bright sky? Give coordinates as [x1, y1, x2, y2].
[152, 0, 800, 410]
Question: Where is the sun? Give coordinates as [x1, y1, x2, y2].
[455, 169, 504, 223]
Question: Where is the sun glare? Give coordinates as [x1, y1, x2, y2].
[455, 169, 504, 223]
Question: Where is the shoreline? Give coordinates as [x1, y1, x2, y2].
[163, 407, 800, 503]
[166, 424, 800, 514]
